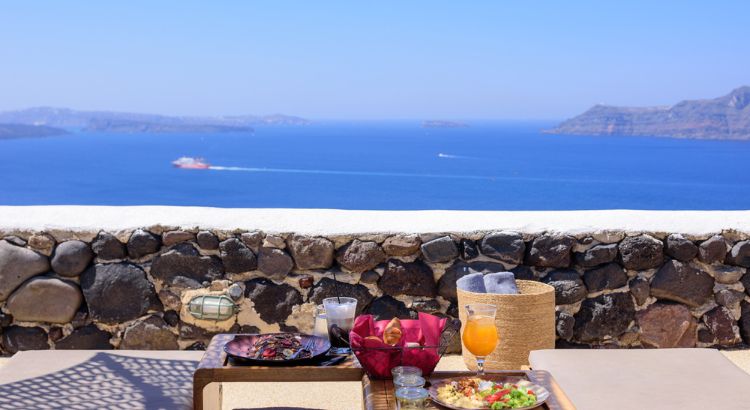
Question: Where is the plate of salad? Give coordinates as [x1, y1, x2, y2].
[429, 376, 548, 409]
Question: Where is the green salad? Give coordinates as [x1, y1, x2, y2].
[436, 378, 538, 409]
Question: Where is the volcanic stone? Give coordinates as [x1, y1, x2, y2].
[55, 325, 113, 349]
[379, 259, 436, 297]
[438, 260, 506, 301]
[363, 295, 414, 320]
[665, 234, 698, 262]
[220, 238, 257, 274]
[336, 240, 385, 273]
[2, 236, 26, 247]
[48, 327, 63, 342]
[91, 232, 126, 260]
[1, 326, 49, 354]
[410, 299, 441, 314]
[698, 328, 715, 344]
[359, 270, 381, 284]
[196, 231, 220, 250]
[573, 292, 635, 342]
[441, 318, 463, 354]
[715, 289, 744, 309]
[698, 235, 729, 264]
[162, 230, 195, 246]
[542, 270, 587, 305]
[728, 241, 750, 267]
[170, 275, 203, 290]
[245, 278, 303, 324]
[263, 235, 286, 249]
[556, 311, 575, 340]
[740, 301, 750, 345]
[28, 234, 55, 256]
[459, 239, 479, 260]
[0, 312, 12, 327]
[574, 243, 618, 268]
[287, 235, 335, 270]
[382, 235, 421, 256]
[526, 234, 575, 268]
[257, 247, 294, 280]
[628, 277, 650, 305]
[163, 310, 180, 327]
[51, 240, 93, 277]
[710, 265, 745, 284]
[637, 303, 697, 348]
[480, 231, 525, 264]
[151, 243, 224, 282]
[6, 277, 82, 323]
[120, 316, 178, 350]
[0, 239, 50, 301]
[127, 229, 161, 259]
[742, 273, 750, 296]
[650, 260, 714, 307]
[508, 265, 533, 280]
[307, 277, 373, 316]
[80, 263, 157, 324]
[583, 263, 628, 293]
[703, 307, 739, 346]
[420, 236, 459, 263]
[619, 235, 664, 270]
[240, 231, 264, 253]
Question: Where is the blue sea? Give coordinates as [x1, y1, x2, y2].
[1, 121, 749, 210]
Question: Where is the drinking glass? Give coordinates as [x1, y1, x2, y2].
[395, 387, 428, 409]
[312, 304, 329, 340]
[393, 374, 425, 389]
[391, 365, 422, 380]
[322, 297, 357, 353]
[462, 303, 498, 376]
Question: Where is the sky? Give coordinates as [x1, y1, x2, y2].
[1, 1, 749, 120]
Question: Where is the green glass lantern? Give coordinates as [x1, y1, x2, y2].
[187, 295, 237, 320]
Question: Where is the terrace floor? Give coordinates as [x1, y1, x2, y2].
[0, 349, 748, 409]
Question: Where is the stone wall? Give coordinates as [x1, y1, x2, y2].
[1, 221, 749, 355]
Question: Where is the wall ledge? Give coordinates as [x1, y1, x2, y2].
[1, 205, 749, 238]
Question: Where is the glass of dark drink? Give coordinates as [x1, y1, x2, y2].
[322, 297, 357, 354]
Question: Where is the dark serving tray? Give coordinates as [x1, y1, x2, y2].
[223, 333, 332, 366]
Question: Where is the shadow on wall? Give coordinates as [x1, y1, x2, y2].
[0, 352, 197, 409]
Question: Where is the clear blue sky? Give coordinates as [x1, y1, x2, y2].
[1, 1, 748, 120]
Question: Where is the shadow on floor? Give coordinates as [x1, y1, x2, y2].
[0, 352, 197, 410]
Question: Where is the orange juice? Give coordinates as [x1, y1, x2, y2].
[462, 315, 498, 356]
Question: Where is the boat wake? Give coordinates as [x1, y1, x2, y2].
[437, 153, 482, 160]
[208, 165, 491, 180]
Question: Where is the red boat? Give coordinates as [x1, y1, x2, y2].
[172, 157, 211, 169]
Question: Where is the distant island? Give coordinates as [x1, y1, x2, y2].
[0, 107, 311, 136]
[422, 120, 469, 128]
[547, 86, 750, 140]
[85, 119, 255, 134]
[0, 123, 68, 140]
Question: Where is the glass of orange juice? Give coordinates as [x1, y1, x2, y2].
[462, 303, 498, 376]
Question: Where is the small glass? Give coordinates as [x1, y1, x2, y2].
[462, 303, 498, 376]
[391, 365, 422, 380]
[322, 297, 357, 354]
[393, 374, 425, 389]
[312, 304, 329, 340]
[395, 387, 428, 409]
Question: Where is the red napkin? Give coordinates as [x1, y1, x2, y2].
[349, 312, 447, 379]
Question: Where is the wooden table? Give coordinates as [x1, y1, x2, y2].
[194, 335, 575, 410]
[193, 334, 364, 410]
[363, 370, 576, 410]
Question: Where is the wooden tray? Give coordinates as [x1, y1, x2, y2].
[193, 334, 364, 410]
[362, 370, 576, 410]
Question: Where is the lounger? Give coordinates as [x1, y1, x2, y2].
[0, 350, 203, 409]
[529, 348, 750, 410]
